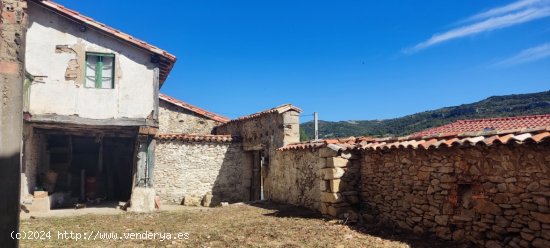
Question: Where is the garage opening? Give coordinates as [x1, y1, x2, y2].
[33, 131, 135, 209]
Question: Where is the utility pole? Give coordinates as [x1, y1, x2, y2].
[314, 112, 318, 140]
[0, 0, 27, 247]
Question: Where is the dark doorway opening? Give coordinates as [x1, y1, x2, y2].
[38, 133, 135, 209]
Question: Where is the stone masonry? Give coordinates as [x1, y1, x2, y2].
[360, 143, 550, 248]
[0, 0, 27, 246]
[159, 99, 221, 135]
[154, 139, 252, 206]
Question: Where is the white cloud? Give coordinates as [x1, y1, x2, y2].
[405, 0, 550, 53]
[493, 42, 550, 66]
[461, 0, 542, 23]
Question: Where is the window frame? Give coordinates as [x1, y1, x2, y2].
[84, 52, 115, 89]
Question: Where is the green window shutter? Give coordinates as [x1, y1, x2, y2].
[85, 53, 115, 89]
[95, 56, 103, 88]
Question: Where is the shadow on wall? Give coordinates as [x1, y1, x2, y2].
[0, 153, 21, 246]
[207, 143, 254, 206]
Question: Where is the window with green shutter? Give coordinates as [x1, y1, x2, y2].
[85, 53, 115, 89]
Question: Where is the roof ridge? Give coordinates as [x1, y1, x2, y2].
[220, 103, 302, 126]
[32, 0, 177, 83]
[159, 94, 229, 123]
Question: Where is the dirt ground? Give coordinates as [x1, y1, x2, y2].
[19, 202, 464, 248]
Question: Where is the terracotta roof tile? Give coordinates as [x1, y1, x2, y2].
[219, 104, 302, 126]
[410, 114, 550, 138]
[156, 134, 238, 143]
[33, 0, 176, 84]
[279, 115, 550, 152]
[159, 94, 229, 123]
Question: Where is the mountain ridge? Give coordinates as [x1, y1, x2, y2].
[300, 90, 550, 139]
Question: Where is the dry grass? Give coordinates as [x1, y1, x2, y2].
[20, 202, 416, 248]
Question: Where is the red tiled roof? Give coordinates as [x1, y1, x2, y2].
[278, 127, 550, 151]
[159, 94, 229, 123]
[218, 104, 302, 127]
[32, 0, 176, 84]
[410, 114, 550, 138]
[278, 114, 550, 152]
[156, 134, 238, 143]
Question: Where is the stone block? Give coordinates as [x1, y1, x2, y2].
[33, 191, 48, 198]
[474, 199, 502, 215]
[319, 202, 329, 215]
[28, 197, 50, 213]
[321, 168, 345, 180]
[531, 212, 550, 224]
[129, 187, 156, 213]
[182, 195, 201, 207]
[320, 192, 343, 203]
[327, 205, 348, 217]
[319, 147, 339, 158]
[320, 180, 329, 192]
[340, 151, 359, 160]
[329, 179, 341, 192]
[327, 157, 350, 168]
[202, 193, 217, 207]
[532, 238, 550, 248]
[435, 215, 448, 226]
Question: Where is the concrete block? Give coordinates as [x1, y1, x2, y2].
[129, 187, 156, 213]
[327, 157, 350, 168]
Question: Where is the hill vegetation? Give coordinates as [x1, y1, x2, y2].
[301, 90, 550, 139]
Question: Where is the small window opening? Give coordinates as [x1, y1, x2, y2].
[85, 53, 115, 89]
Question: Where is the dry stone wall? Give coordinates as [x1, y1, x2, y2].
[360, 143, 550, 248]
[154, 139, 253, 206]
[159, 100, 220, 135]
[319, 150, 361, 219]
[266, 147, 360, 218]
[266, 148, 324, 210]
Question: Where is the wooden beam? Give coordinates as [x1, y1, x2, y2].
[138, 126, 158, 136]
[25, 113, 154, 127]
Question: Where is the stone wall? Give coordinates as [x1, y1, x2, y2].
[215, 110, 300, 151]
[265, 147, 360, 218]
[360, 143, 550, 248]
[159, 100, 220, 135]
[266, 149, 324, 210]
[154, 139, 253, 205]
[21, 125, 47, 202]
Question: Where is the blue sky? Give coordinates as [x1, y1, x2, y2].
[55, 0, 550, 122]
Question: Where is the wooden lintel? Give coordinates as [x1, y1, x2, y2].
[138, 126, 158, 136]
[25, 113, 155, 127]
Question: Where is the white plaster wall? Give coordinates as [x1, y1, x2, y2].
[25, 3, 155, 119]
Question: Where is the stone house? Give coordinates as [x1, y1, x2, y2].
[21, 0, 176, 212]
[13, 1, 550, 247]
[154, 103, 301, 206]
